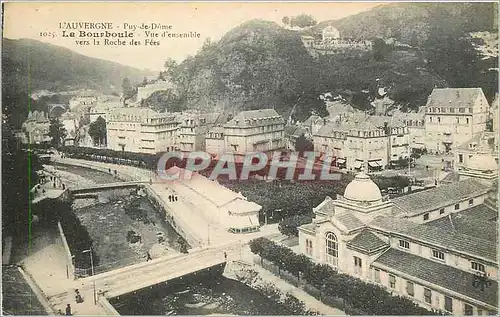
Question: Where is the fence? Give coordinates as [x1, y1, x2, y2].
[57, 221, 75, 280]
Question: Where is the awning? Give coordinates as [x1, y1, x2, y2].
[227, 215, 259, 230]
[336, 158, 346, 164]
[353, 161, 363, 169]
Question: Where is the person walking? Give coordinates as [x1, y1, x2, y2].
[65, 304, 72, 316]
[146, 252, 152, 262]
[224, 252, 227, 261]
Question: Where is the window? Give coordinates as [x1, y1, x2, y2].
[471, 262, 485, 273]
[374, 268, 381, 283]
[466, 118, 470, 124]
[450, 108, 455, 113]
[423, 213, 429, 221]
[454, 203, 460, 210]
[325, 232, 338, 267]
[424, 288, 432, 304]
[437, 117, 441, 123]
[406, 281, 414, 297]
[399, 240, 410, 249]
[459, 108, 465, 113]
[469, 107, 473, 113]
[429, 117, 433, 123]
[354, 256, 362, 275]
[440, 208, 445, 215]
[468, 199, 474, 206]
[464, 304, 473, 315]
[389, 274, 396, 288]
[445, 296, 453, 312]
[432, 250, 445, 261]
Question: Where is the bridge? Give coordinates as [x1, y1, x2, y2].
[69, 181, 149, 194]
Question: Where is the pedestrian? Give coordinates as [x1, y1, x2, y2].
[65, 304, 72, 316]
[168, 195, 172, 202]
[146, 252, 152, 262]
[62, 184, 66, 190]
[175, 196, 178, 202]
[57, 309, 63, 315]
[53, 182, 56, 188]
[108, 168, 111, 173]
[224, 252, 227, 261]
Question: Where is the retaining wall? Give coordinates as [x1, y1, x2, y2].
[57, 221, 75, 280]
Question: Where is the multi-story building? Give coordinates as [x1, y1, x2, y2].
[60, 111, 79, 146]
[69, 90, 98, 110]
[424, 88, 489, 153]
[88, 95, 122, 124]
[299, 172, 497, 315]
[205, 127, 225, 156]
[392, 110, 426, 150]
[106, 107, 179, 154]
[313, 114, 409, 171]
[210, 109, 285, 156]
[177, 112, 220, 152]
[21, 111, 51, 144]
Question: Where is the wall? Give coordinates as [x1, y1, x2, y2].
[58, 221, 75, 280]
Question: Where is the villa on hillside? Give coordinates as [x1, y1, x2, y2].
[301, 26, 372, 56]
[298, 171, 498, 315]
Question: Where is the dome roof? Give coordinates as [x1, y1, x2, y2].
[467, 153, 498, 172]
[344, 172, 382, 203]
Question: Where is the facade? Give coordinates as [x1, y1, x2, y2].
[322, 26, 341, 41]
[313, 114, 409, 171]
[298, 173, 497, 315]
[454, 132, 498, 180]
[60, 111, 79, 146]
[164, 166, 261, 233]
[177, 112, 220, 152]
[424, 88, 489, 153]
[69, 91, 98, 110]
[392, 110, 426, 149]
[89, 95, 122, 123]
[106, 107, 179, 154]
[211, 109, 285, 156]
[205, 127, 225, 156]
[21, 111, 51, 144]
[301, 26, 372, 56]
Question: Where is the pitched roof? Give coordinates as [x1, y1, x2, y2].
[314, 196, 336, 216]
[369, 215, 497, 262]
[334, 212, 364, 231]
[426, 88, 485, 108]
[392, 178, 490, 216]
[373, 248, 498, 307]
[424, 204, 497, 242]
[224, 109, 284, 127]
[347, 230, 388, 254]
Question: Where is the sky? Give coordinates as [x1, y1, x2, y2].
[3, 2, 384, 71]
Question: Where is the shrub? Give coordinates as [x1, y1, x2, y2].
[278, 214, 313, 237]
[249, 237, 440, 315]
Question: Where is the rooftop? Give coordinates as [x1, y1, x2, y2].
[391, 178, 491, 216]
[334, 212, 364, 231]
[373, 248, 498, 307]
[424, 204, 497, 242]
[426, 88, 485, 109]
[347, 230, 388, 254]
[369, 215, 497, 262]
[224, 109, 284, 128]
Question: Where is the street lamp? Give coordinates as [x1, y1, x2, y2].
[82, 248, 96, 305]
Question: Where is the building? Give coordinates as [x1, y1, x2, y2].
[164, 166, 261, 233]
[177, 112, 220, 152]
[21, 111, 51, 144]
[209, 109, 285, 156]
[284, 125, 308, 151]
[60, 111, 79, 146]
[301, 26, 372, 56]
[298, 172, 497, 315]
[69, 90, 98, 110]
[322, 26, 341, 41]
[136, 80, 176, 102]
[454, 132, 498, 180]
[88, 95, 122, 123]
[106, 107, 179, 154]
[313, 114, 409, 171]
[392, 110, 426, 150]
[424, 88, 489, 153]
[205, 126, 225, 156]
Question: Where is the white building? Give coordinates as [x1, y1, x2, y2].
[21, 111, 51, 144]
[424, 88, 489, 153]
[165, 166, 261, 233]
[208, 109, 285, 157]
[69, 90, 98, 110]
[177, 112, 220, 152]
[322, 26, 341, 41]
[298, 172, 497, 315]
[137, 80, 176, 102]
[106, 108, 179, 154]
[313, 114, 410, 171]
[392, 110, 426, 150]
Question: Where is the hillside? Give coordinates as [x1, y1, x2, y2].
[315, 2, 497, 45]
[167, 19, 446, 120]
[2, 38, 153, 95]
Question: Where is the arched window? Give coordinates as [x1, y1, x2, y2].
[325, 232, 338, 267]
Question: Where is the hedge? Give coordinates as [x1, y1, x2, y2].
[249, 237, 445, 316]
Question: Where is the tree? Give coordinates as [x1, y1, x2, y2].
[48, 118, 67, 147]
[278, 214, 313, 237]
[282, 16, 290, 26]
[372, 38, 390, 61]
[88, 116, 107, 146]
[289, 14, 317, 28]
[121, 77, 133, 99]
[294, 134, 314, 156]
[164, 58, 178, 80]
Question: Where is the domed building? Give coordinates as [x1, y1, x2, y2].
[298, 171, 497, 314]
[454, 132, 498, 180]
